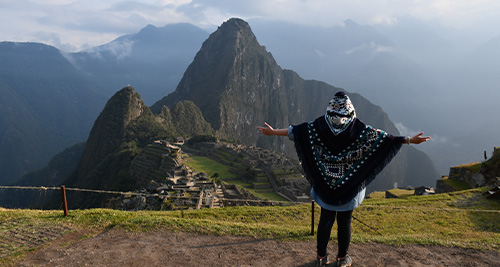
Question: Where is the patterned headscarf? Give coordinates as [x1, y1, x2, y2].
[325, 91, 356, 135]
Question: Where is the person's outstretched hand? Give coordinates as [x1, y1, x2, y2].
[410, 132, 431, 144]
[257, 122, 275, 135]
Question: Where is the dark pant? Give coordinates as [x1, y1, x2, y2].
[317, 208, 353, 258]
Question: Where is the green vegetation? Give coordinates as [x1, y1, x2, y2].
[184, 154, 287, 202]
[442, 176, 472, 191]
[367, 191, 386, 199]
[272, 169, 298, 175]
[184, 155, 237, 180]
[1, 188, 499, 265]
[246, 190, 288, 202]
[185, 135, 218, 145]
[454, 162, 483, 173]
[386, 188, 415, 199]
[167, 101, 215, 138]
[124, 112, 173, 147]
[223, 179, 252, 188]
[481, 148, 500, 180]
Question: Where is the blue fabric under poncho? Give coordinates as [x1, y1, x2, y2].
[291, 115, 405, 206]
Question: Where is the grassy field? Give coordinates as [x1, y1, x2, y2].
[385, 188, 415, 198]
[184, 154, 287, 201]
[245, 188, 289, 202]
[1, 188, 499, 264]
[184, 155, 237, 179]
[442, 175, 473, 191]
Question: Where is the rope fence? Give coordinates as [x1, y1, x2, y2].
[2, 185, 500, 236]
[0, 185, 304, 206]
[2, 185, 499, 212]
[2, 185, 500, 213]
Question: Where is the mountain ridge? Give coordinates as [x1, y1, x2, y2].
[68, 23, 209, 104]
[0, 41, 105, 185]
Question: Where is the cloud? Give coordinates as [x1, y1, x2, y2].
[395, 122, 419, 137]
[2, 0, 500, 51]
[178, 0, 500, 30]
[0, 0, 194, 51]
[314, 49, 326, 57]
[428, 135, 450, 145]
[395, 122, 448, 145]
[343, 42, 394, 55]
[86, 38, 136, 60]
[32, 32, 78, 52]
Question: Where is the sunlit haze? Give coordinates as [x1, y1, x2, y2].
[1, 0, 500, 52]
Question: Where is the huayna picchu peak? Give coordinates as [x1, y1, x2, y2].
[151, 17, 281, 133]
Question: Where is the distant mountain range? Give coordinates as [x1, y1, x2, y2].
[0, 24, 208, 185]
[0, 18, 440, 209]
[67, 23, 209, 105]
[3, 16, 496, 199]
[0, 42, 105, 184]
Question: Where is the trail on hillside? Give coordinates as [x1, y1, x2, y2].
[13, 229, 500, 267]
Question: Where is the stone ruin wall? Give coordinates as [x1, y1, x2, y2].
[436, 147, 500, 193]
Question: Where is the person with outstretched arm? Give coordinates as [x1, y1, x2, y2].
[257, 91, 430, 267]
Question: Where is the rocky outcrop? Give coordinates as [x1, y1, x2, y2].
[157, 100, 214, 138]
[448, 167, 485, 188]
[128, 141, 181, 182]
[436, 147, 500, 193]
[75, 86, 146, 184]
[435, 177, 455, 194]
[481, 147, 500, 184]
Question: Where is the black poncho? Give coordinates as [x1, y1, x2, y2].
[292, 115, 405, 206]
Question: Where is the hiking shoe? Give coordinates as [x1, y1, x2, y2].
[317, 254, 332, 267]
[336, 254, 352, 267]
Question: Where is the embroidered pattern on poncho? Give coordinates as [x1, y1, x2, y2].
[308, 122, 387, 189]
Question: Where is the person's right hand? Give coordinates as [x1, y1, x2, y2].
[257, 122, 275, 135]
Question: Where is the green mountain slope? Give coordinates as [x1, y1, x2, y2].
[0, 142, 86, 209]
[52, 87, 214, 208]
[0, 42, 105, 185]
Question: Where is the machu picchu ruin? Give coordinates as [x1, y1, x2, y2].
[436, 147, 500, 197]
[109, 139, 311, 211]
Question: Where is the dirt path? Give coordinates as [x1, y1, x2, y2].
[13, 229, 500, 267]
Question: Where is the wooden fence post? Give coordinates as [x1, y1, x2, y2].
[61, 185, 68, 216]
[311, 200, 315, 235]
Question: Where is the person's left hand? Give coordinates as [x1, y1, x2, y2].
[410, 132, 431, 144]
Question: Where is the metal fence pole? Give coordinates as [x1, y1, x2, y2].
[61, 185, 68, 216]
[311, 200, 315, 235]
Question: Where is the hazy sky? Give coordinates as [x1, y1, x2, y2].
[1, 0, 500, 52]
